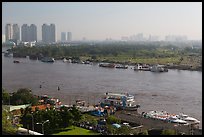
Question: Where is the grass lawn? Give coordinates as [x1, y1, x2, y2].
[52, 125, 100, 135]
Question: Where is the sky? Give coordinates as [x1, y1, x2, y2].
[2, 2, 202, 41]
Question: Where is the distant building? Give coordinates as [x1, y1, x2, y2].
[21, 24, 37, 42]
[5, 24, 13, 41]
[148, 35, 159, 41]
[42, 23, 56, 43]
[30, 24, 37, 42]
[5, 24, 20, 45]
[2, 35, 6, 43]
[165, 35, 187, 41]
[12, 24, 20, 42]
[61, 32, 67, 42]
[67, 32, 72, 42]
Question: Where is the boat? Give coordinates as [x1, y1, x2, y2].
[13, 60, 20, 63]
[144, 110, 200, 125]
[99, 63, 115, 68]
[134, 64, 150, 71]
[115, 64, 128, 69]
[168, 116, 187, 124]
[177, 113, 200, 124]
[150, 65, 168, 72]
[41, 57, 55, 63]
[4, 52, 12, 57]
[63, 58, 68, 62]
[100, 92, 139, 111]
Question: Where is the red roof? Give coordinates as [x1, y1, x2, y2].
[31, 104, 50, 111]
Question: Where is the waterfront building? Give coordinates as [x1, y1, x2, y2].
[42, 23, 56, 43]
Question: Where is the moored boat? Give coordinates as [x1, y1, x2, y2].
[99, 63, 115, 68]
[115, 64, 128, 69]
[41, 57, 55, 63]
[101, 92, 139, 111]
[13, 60, 20, 63]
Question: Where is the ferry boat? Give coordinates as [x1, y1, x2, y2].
[101, 92, 140, 111]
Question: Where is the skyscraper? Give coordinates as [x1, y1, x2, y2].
[5, 24, 13, 41]
[42, 23, 56, 43]
[5, 24, 20, 44]
[30, 24, 37, 42]
[61, 32, 66, 42]
[21, 24, 29, 42]
[12, 24, 20, 41]
[21, 24, 37, 42]
[67, 32, 72, 42]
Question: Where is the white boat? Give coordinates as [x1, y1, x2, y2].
[134, 64, 150, 71]
[63, 58, 68, 62]
[177, 113, 200, 124]
[101, 92, 139, 110]
[168, 116, 187, 124]
[150, 64, 168, 72]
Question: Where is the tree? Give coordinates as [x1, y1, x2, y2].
[2, 109, 18, 134]
[2, 88, 10, 105]
[116, 125, 131, 135]
[10, 88, 38, 105]
[161, 129, 176, 135]
[106, 115, 121, 124]
[70, 105, 82, 122]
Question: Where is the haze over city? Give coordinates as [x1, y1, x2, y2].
[2, 2, 202, 41]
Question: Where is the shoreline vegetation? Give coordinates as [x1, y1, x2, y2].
[5, 43, 202, 71]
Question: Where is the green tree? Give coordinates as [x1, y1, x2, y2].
[106, 115, 121, 124]
[161, 129, 176, 135]
[138, 130, 148, 135]
[2, 109, 18, 134]
[2, 88, 10, 105]
[10, 88, 38, 105]
[70, 105, 82, 122]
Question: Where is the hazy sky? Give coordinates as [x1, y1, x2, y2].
[2, 2, 202, 41]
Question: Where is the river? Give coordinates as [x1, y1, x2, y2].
[2, 47, 202, 128]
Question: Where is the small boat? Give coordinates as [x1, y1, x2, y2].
[63, 58, 68, 62]
[150, 65, 168, 72]
[41, 57, 55, 63]
[99, 63, 115, 68]
[13, 60, 20, 63]
[115, 64, 128, 69]
[134, 64, 150, 71]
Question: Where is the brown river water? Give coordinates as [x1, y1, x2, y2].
[2, 48, 202, 128]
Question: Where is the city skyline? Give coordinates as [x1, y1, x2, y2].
[2, 2, 202, 41]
